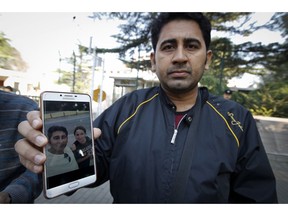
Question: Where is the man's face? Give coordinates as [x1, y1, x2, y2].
[151, 20, 212, 95]
[49, 131, 68, 153]
[223, 93, 232, 100]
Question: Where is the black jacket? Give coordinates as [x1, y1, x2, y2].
[93, 86, 277, 203]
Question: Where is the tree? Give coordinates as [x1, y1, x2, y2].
[86, 13, 258, 80]
[0, 32, 27, 71]
[260, 13, 288, 82]
[83, 12, 288, 117]
[56, 45, 94, 94]
[238, 13, 288, 117]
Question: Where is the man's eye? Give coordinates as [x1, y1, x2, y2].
[162, 44, 175, 51]
[187, 43, 199, 50]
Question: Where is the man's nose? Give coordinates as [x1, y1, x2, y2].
[172, 47, 188, 63]
[60, 138, 66, 143]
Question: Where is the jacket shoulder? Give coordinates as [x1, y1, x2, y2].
[94, 87, 160, 128]
[204, 91, 252, 146]
[206, 92, 248, 116]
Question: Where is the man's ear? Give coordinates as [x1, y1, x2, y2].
[205, 50, 213, 70]
[150, 52, 156, 72]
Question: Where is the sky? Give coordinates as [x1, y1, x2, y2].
[0, 12, 126, 78]
[0, 12, 285, 80]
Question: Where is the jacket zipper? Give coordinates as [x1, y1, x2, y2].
[171, 114, 187, 144]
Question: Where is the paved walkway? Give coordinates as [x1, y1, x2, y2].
[268, 154, 288, 203]
[255, 116, 288, 203]
[35, 117, 288, 204]
[35, 180, 113, 204]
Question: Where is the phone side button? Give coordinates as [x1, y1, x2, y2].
[68, 182, 79, 189]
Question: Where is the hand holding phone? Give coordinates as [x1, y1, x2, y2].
[40, 91, 97, 198]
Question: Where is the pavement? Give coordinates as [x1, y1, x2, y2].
[35, 180, 113, 204]
[267, 154, 288, 203]
[35, 116, 288, 204]
[255, 116, 288, 204]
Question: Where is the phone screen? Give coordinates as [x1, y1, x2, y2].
[41, 92, 96, 198]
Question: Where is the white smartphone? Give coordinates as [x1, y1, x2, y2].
[40, 91, 97, 199]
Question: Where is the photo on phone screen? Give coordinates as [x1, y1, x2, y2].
[40, 91, 96, 198]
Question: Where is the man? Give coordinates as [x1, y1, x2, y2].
[223, 89, 233, 100]
[3, 86, 14, 92]
[15, 13, 277, 203]
[45, 126, 78, 177]
[0, 90, 42, 203]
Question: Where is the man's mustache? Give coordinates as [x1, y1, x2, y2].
[167, 66, 192, 74]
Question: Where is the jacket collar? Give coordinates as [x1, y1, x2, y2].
[158, 85, 209, 110]
[158, 86, 209, 125]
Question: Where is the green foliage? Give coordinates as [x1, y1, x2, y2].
[58, 69, 91, 94]
[0, 32, 27, 71]
[250, 107, 274, 116]
[56, 48, 92, 94]
[233, 80, 288, 118]
[200, 72, 226, 95]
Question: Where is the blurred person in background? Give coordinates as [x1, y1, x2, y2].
[223, 89, 233, 100]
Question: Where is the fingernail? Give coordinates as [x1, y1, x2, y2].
[32, 119, 40, 128]
[35, 135, 46, 146]
[34, 154, 45, 165]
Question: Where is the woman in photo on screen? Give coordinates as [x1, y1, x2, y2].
[71, 126, 93, 168]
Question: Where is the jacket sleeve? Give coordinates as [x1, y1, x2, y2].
[91, 113, 113, 186]
[92, 98, 125, 187]
[91, 92, 141, 187]
[229, 112, 278, 203]
[3, 169, 42, 203]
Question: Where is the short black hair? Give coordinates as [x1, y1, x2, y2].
[150, 12, 211, 52]
[47, 126, 68, 141]
[224, 89, 232, 95]
[74, 126, 86, 135]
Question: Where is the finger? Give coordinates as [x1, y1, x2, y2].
[27, 110, 42, 130]
[18, 120, 48, 147]
[19, 154, 44, 173]
[93, 128, 102, 139]
[15, 138, 46, 173]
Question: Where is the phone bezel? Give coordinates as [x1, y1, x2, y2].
[40, 91, 97, 199]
